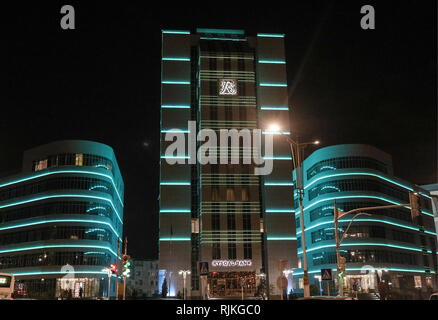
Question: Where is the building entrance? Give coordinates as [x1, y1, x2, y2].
[208, 271, 256, 298]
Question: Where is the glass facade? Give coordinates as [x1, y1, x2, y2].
[0, 141, 124, 299]
[293, 145, 437, 299]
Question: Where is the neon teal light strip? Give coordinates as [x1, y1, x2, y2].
[296, 218, 435, 236]
[298, 242, 428, 255]
[257, 33, 285, 38]
[160, 182, 191, 186]
[305, 172, 416, 192]
[260, 106, 289, 111]
[266, 209, 295, 213]
[0, 219, 120, 238]
[161, 105, 191, 109]
[159, 237, 191, 241]
[0, 169, 123, 207]
[162, 57, 190, 61]
[267, 237, 297, 241]
[264, 182, 293, 186]
[0, 244, 117, 256]
[197, 29, 245, 35]
[162, 30, 190, 35]
[162, 81, 190, 85]
[302, 195, 434, 217]
[258, 60, 286, 64]
[160, 209, 191, 213]
[259, 83, 287, 87]
[0, 194, 123, 224]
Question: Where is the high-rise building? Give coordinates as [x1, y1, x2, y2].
[159, 28, 296, 298]
[292, 144, 437, 299]
[0, 140, 124, 299]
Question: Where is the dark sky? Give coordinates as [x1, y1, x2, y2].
[4, 1, 437, 259]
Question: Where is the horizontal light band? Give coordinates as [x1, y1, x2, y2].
[161, 105, 191, 109]
[160, 182, 191, 186]
[257, 33, 285, 38]
[161, 81, 190, 85]
[162, 30, 190, 35]
[0, 218, 120, 238]
[0, 169, 123, 208]
[298, 242, 428, 255]
[160, 209, 191, 213]
[305, 172, 416, 193]
[264, 182, 293, 186]
[162, 57, 190, 61]
[266, 209, 295, 213]
[258, 60, 286, 64]
[259, 83, 287, 87]
[0, 194, 123, 224]
[161, 129, 190, 133]
[303, 195, 434, 217]
[296, 217, 435, 236]
[260, 106, 289, 111]
[159, 237, 191, 241]
[0, 244, 117, 256]
[267, 237, 297, 241]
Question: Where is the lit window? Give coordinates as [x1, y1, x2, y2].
[191, 218, 199, 233]
[35, 159, 48, 171]
[75, 153, 83, 166]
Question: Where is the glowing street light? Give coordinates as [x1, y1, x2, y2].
[179, 270, 191, 300]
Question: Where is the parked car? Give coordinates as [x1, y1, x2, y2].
[429, 293, 438, 300]
[296, 296, 357, 300]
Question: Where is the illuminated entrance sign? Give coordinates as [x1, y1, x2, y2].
[212, 259, 252, 267]
[218, 79, 238, 96]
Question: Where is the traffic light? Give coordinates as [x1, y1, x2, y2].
[122, 254, 131, 278]
[409, 191, 421, 221]
[110, 263, 118, 274]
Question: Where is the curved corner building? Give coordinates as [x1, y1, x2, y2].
[293, 144, 437, 299]
[0, 140, 124, 299]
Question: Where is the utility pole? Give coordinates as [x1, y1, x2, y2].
[333, 191, 420, 296]
[287, 136, 319, 297]
[123, 237, 128, 300]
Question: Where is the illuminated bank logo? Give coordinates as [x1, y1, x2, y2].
[219, 79, 238, 96]
[212, 259, 252, 267]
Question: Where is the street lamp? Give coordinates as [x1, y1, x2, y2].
[267, 124, 319, 298]
[178, 270, 191, 300]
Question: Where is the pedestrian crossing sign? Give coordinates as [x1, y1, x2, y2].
[321, 268, 332, 281]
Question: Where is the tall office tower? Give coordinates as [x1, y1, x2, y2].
[292, 144, 437, 299]
[0, 140, 124, 299]
[160, 28, 296, 298]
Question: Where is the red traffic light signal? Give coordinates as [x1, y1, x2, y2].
[110, 264, 118, 274]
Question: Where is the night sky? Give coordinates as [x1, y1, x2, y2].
[4, 1, 437, 259]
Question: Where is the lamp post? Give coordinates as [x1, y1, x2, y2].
[286, 135, 319, 298]
[178, 270, 191, 300]
[266, 124, 319, 298]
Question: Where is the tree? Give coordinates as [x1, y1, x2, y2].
[161, 278, 168, 298]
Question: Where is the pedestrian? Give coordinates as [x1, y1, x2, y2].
[79, 287, 83, 299]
